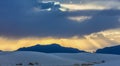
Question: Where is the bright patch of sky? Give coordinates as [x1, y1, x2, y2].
[40, 0, 120, 10]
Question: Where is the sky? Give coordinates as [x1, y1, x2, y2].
[0, 0, 120, 52]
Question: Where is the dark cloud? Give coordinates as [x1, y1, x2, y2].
[0, 0, 120, 38]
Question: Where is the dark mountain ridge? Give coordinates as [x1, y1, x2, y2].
[96, 45, 120, 55]
[17, 44, 85, 53]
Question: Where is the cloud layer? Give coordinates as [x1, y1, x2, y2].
[0, 0, 120, 38]
[0, 0, 120, 52]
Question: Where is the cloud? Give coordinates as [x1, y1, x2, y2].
[60, 0, 120, 10]
[0, 29, 120, 52]
[0, 0, 120, 38]
[61, 4, 106, 10]
[0, 0, 120, 52]
[0, 36, 113, 52]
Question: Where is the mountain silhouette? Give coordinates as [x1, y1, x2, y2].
[17, 44, 85, 53]
[96, 45, 120, 55]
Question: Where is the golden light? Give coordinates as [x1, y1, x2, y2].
[0, 29, 120, 52]
[61, 4, 106, 10]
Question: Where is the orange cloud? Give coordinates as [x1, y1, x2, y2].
[0, 29, 120, 52]
[0, 36, 109, 52]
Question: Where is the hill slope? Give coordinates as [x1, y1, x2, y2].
[96, 45, 120, 55]
[17, 44, 85, 53]
[0, 51, 120, 66]
[0, 51, 84, 66]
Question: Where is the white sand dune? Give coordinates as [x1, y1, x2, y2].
[0, 51, 84, 66]
[0, 51, 120, 66]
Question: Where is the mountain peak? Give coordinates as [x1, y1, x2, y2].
[17, 44, 85, 53]
[96, 45, 120, 55]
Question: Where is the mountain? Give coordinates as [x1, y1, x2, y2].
[96, 45, 120, 55]
[17, 44, 85, 53]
